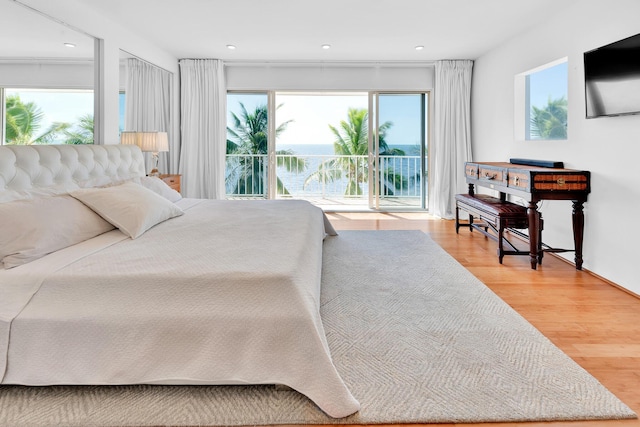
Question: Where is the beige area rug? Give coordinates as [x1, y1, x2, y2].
[0, 230, 635, 426]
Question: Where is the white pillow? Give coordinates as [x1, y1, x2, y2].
[0, 195, 115, 269]
[70, 182, 183, 239]
[0, 183, 81, 204]
[137, 176, 182, 202]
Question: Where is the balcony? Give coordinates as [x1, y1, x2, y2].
[225, 153, 425, 210]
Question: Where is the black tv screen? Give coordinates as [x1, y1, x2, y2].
[584, 32, 640, 118]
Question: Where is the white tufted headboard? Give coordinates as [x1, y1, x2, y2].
[0, 144, 146, 192]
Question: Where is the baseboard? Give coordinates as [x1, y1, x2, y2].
[547, 251, 640, 300]
[504, 230, 640, 301]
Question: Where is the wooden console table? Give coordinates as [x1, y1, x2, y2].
[464, 161, 591, 270]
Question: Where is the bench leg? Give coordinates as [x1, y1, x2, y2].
[455, 202, 478, 234]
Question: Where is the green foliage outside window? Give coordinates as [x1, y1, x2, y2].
[530, 96, 568, 140]
[226, 102, 304, 196]
[304, 108, 405, 196]
[4, 94, 93, 145]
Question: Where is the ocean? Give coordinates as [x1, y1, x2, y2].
[273, 144, 424, 198]
[277, 143, 422, 156]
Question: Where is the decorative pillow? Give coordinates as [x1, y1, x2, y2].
[70, 182, 183, 239]
[0, 195, 115, 269]
[137, 176, 182, 202]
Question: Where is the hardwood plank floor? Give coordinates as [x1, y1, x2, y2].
[321, 212, 640, 427]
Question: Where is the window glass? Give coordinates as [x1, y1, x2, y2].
[226, 92, 269, 197]
[4, 88, 94, 144]
[119, 91, 126, 136]
[273, 93, 370, 200]
[515, 58, 568, 141]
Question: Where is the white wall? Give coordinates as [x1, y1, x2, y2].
[227, 62, 434, 91]
[0, 61, 93, 88]
[472, 0, 640, 294]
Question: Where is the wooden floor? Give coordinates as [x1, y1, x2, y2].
[322, 211, 640, 427]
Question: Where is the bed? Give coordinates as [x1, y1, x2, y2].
[0, 144, 360, 418]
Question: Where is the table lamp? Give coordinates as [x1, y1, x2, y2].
[120, 131, 169, 176]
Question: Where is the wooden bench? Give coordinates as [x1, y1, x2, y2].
[455, 193, 532, 264]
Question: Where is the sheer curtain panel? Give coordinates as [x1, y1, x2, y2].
[430, 60, 473, 219]
[124, 58, 173, 173]
[178, 59, 226, 199]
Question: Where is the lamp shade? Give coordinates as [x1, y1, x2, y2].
[120, 131, 169, 153]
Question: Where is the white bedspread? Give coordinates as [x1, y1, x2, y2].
[0, 199, 358, 418]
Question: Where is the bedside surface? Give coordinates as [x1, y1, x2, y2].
[159, 174, 181, 193]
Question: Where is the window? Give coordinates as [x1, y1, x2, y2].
[226, 91, 430, 210]
[226, 92, 269, 197]
[3, 88, 94, 145]
[515, 58, 568, 141]
[119, 91, 126, 136]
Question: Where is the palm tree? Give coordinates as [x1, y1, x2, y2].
[530, 96, 568, 140]
[304, 108, 405, 196]
[61, 114, 94, 144]
[226, 103, 304, 196]
[5, 94, 69, 144]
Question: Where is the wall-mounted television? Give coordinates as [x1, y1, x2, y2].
[584, 32, 640, 118]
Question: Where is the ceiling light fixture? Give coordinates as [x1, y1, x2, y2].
[321, 44, 331, 50]
[64, 42, 76, 48]
[415, 45, 424, 51]
[226, 45, 236, 50]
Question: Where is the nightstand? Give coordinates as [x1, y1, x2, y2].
[159, 174, 181, 193]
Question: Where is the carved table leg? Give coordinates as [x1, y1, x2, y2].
[537, 215, 544, 265]
[527, 201, 540, 270]
[572, 201, 585, 270]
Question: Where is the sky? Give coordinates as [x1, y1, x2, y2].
[228, 92, 426, 149]
[7, 89, 93, 136]
[528, 61, 568, 108]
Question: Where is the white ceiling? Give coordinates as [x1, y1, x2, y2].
[3, 0, 576, 62]
[0, 0, 93, 59]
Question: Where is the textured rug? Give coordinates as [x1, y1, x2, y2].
[0, 230, 635, 426]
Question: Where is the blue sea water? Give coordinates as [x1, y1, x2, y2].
[275, 144, 424, 197]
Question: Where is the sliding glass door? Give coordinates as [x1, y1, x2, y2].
[226, 92, 269, 198]
[226, 91, 429, 210]
[370, 93, 428, 210]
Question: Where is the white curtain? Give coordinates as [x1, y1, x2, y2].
[124, 58, 174, 173]
[430, 60, 474, 219]
[178, 59, 226, 199]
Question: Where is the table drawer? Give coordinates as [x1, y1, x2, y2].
[532, 173, 589, 191]
[478, 164, 508, 186]
[508, 170, 531, 190]
[465, 162, 478, 179]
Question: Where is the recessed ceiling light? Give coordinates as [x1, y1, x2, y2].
[64, 42, 76, 48]
[414, 45, 424, 51]
[321, 44, 331, 50]
[226, 45, 236, 50]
